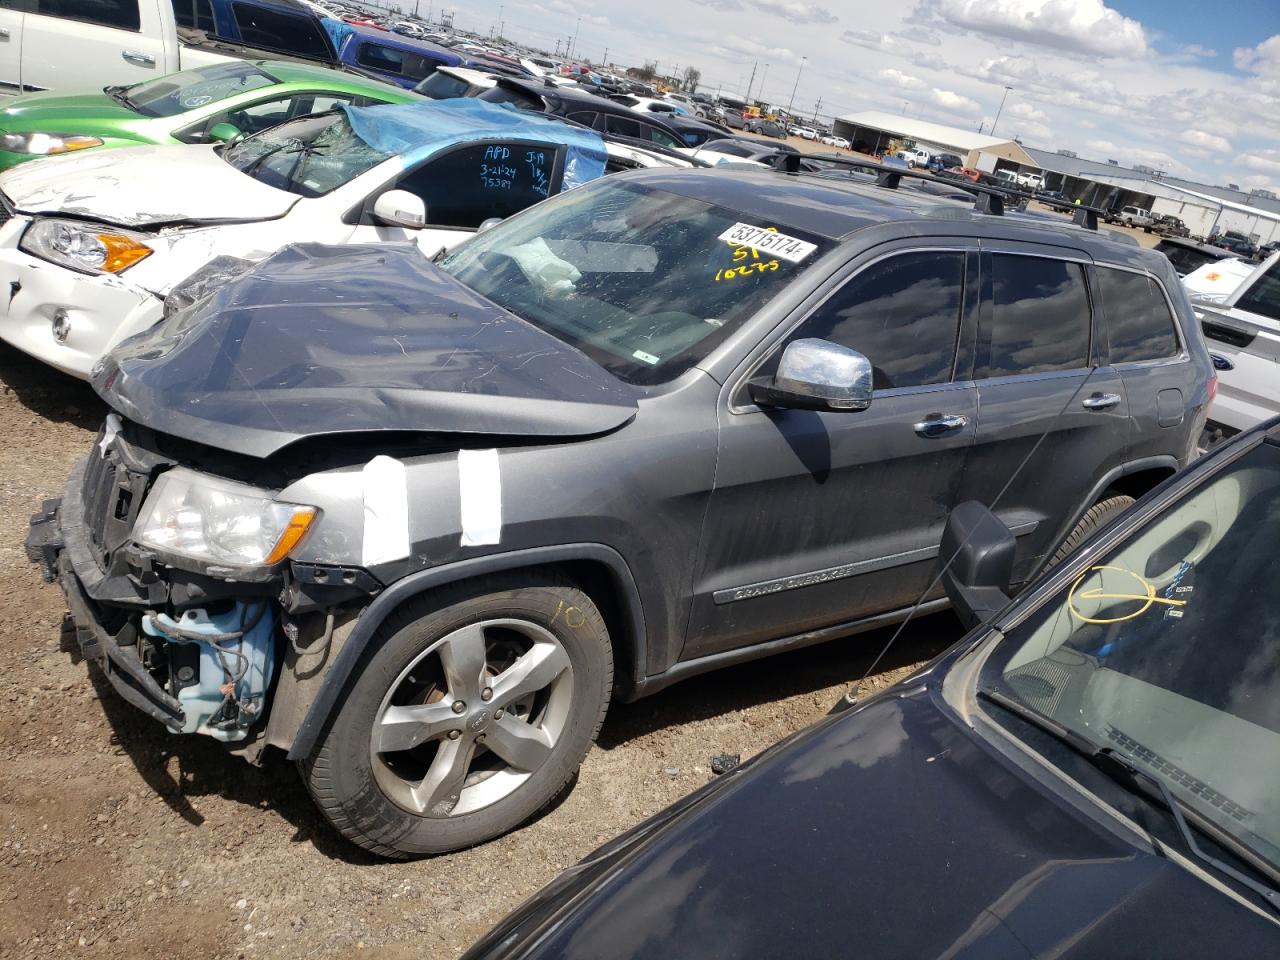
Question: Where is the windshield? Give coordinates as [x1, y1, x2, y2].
[416, 70, 473, 99]
[1156, 241, 1224, 277]
[118, 62, 278, 118]
[221, 112, 390, 197]
[440, 179, 830, 385]
[980, 441, 1280, 871]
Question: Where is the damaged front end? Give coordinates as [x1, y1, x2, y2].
[26, 415, 373, 749]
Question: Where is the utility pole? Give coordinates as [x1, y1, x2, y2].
[602, 47, 608, 66]
[745, 60, 757, 102]
[571, 16, 581, 58]
[990, 85, 1012, 137]
[812, 95, 822, 122]
[787, 55, 806, 113]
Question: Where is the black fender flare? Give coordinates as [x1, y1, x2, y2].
[1026, 454, 1181, 583]
[286, 543, 647, 761]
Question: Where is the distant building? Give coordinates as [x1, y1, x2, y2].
[829, 110, 1032, 167]
[976, 144, 1280, 245]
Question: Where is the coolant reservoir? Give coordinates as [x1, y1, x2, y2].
[143, 603, 276, 742]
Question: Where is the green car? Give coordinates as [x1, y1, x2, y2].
[0, 60, 421, 171]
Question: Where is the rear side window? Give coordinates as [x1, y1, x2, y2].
[395, 141, 561, 229]
[357, 41, 404, 73]
[36, 0, 139, 30]
[977, 254, 1090, 378]
[171, 0, 215, 32]
[791, 252, 965, 389]
[1235, 261, 1280, 322]
[232, 2, 331, 59]
[1096, 267, 1180, 362]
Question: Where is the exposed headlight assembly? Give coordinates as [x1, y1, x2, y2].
[20, 218, 153, 274]
[0, 131, 103, 155]
[133, 467, 318, 568]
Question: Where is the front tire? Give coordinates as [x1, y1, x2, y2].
[300, 571, 613, 859]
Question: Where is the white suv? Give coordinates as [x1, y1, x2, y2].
[1194, 251, 1280, 439]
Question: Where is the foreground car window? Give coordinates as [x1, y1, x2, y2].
[123, 62, 279, 118]
[440, 180, 830, 384]
[222, 112, 391, 197]
[981, 441, 1280, 870]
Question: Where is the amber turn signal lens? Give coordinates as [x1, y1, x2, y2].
[100, 234, 154, 273]
[264, 507, 319, 566]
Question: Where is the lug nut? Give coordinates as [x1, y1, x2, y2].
[476, 734, 486, 744]
[451, 700, 465, 714]
[447, 730, 461, 740]
[494, 709, 504, 719]
[481, 687, 493, 702]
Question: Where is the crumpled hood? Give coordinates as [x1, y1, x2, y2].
[94, 243, 639, 459]
[464, 687, 1276, 960]
[0, 143, 299, 227]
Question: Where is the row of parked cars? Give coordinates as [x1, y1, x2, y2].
[3, 26, 1279, 956]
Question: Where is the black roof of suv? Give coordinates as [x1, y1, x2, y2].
[31, 164, 1214, 859]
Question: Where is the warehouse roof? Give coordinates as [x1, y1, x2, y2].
[834, 111, 1019, 154]
[1021, 146, 1280, 216]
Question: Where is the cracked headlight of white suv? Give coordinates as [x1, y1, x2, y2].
[132, 468, 318, 568]
[20, 218, 153, 275]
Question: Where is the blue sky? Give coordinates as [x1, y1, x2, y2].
[462, 0, 1280, 192]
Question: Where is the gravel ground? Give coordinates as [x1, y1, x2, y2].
[0, 341, 961, 960]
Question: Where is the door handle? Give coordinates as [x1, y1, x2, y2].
[122, 50, 156, 67]
[913, 414, 968, 438]
[1082, 392, 1122, 411]
[0, 28, 10, 40]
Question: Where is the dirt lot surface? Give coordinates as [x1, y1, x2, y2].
[0, 343, 960, 959]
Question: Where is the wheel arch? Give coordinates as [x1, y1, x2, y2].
[285, 543, 648, 761]
[1025, 455, 1180, 584]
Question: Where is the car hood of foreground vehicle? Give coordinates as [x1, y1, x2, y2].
[462, 683, 1278, 960]
[0, 142, 299, 227]
[93, 243, 640, 459]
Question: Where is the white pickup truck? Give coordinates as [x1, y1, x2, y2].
[0, 0, 337, 95]
[1192, 251, 1280, 439]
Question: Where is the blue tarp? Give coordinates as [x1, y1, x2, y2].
[320, 17, 355, 54]
[340, 97, 608, 189]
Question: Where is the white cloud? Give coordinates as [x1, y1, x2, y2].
[1006, 101, 1046, 121]
[1180, 129, 1232, 153]
[840, 30, 903, 53]
[879, 67, 927, 90]
[1087, 139, 1120, 155]
[922, 0, 1148, 59]
[931, 87, 979, 113]
[894, 25, 942, 45]
[1239, 149, 1280, 175]
[692, 0, 837, 24]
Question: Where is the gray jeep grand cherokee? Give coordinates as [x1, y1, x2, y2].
[28, 167, 1213, 858]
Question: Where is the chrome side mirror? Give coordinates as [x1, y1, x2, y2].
[372, 189, 427, 229]
[749, 338, 873, 412]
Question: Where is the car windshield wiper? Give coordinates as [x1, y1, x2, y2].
[105, 85, 137, 111]
[978, 687, 1280, 915]
[235, 139, 306, 177]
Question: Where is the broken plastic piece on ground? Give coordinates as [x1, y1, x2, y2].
[709, 753, 740, 775]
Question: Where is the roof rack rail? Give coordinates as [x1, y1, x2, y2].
[774, 153, 1109, 230]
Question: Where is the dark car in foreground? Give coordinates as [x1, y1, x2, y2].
[28, 166, 1211, 858]
[463, 419, 1280, 959]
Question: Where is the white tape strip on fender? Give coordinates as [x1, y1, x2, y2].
[458, 448, 502, 547]
[361, 455, 410, 566]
